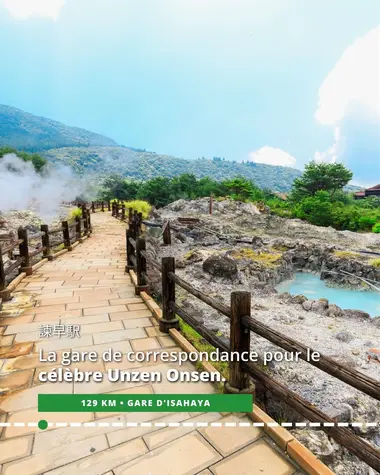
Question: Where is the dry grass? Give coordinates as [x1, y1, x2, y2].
[333, 250, 361, 260]
[230, 248, 282, 268]
[369, 258, 380, 268]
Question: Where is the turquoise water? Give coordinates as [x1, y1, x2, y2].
[276, 272, 380, 317]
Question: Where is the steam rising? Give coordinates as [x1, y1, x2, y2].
[0, 154, 96, 223]
[314, 26, 380, 183]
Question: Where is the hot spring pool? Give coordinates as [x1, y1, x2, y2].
[276, 272, 380, 317]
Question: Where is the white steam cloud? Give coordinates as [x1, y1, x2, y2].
[314, 26, 380, 183]
[3, 0, 65, 20]
[248, 146, 297, 167]
[0, 154, 95, 223]
[315, 27, 380, 126]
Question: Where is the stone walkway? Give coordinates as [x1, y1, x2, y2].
[0, 212, 307, 475]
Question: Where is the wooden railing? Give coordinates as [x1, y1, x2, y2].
[0, 204, 92, 301]
[123, 226, 380, 472]
[73, 201, 110, 213]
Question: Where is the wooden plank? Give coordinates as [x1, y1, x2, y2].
[28, 247, 45, 258]
[1, 240, 24, 255]
[4, 256, 24, 275]
[243, 360, 380, 473]
[28, 231, 45, 240]
[166, 267, 380, 402]
[177, 217, 200, 223]
[242, 315, 380, 402]
[168, 271, 230, 317]
[171, 302, 380, 473]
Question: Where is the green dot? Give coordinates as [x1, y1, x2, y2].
[38, 420, 48, 430]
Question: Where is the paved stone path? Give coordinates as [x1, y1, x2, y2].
[0, 212, 305, 475]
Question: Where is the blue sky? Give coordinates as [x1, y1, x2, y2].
[0, 0, 379, 184]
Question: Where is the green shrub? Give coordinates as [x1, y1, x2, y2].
[369, 258, 380, 267]
[358, 216, 377, 231]
[113, 200, 152, 219]
[373, 223, 380, 233]
[68, 208, 82, 222]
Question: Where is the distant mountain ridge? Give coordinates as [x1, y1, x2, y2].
[0, 104, 302, 191]
[0, 104, 117, 151]
[42, 147, 301, 192]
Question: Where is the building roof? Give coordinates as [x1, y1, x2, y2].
[354, 191, 365, 197]
[366, 184, 380, 191]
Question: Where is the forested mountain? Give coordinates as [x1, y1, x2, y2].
[0, 105, 117, 151]
[1, 104, 301, 191]
[43, 147, 301, 192]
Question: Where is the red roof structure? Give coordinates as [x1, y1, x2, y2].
[366, 184, 380, 191]
[354, 184, 380, 199]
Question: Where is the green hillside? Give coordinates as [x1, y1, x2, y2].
[0, 104, 302, 191]
[0, 104, 118, 151]
[42, 146, 301, 192]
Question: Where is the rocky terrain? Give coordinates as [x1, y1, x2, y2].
[145, 198, 380, 474]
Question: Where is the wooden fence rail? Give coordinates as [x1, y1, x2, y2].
[124, 227, 380, 472]
[0, 204, 93, 301]
[110, 201, 144, 235]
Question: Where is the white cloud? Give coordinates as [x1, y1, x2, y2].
[314, 27, 380, 169]
[315, 27, 380, 126]
[314, 126, 341, 163]
[248, 146, 297, 167]
[3, 0, 65, 20]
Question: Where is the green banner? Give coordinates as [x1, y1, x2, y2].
[38, 394, 253, 412]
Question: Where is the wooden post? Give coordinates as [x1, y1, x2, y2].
[128, 207, 133, 225]
[121, 204, 126, 221]
[91, 202, 95, 213]
[159, 257, 179, 333]
[75, 216, 82, 241]
[0, 245, 12, 301]
[0, 246, 6, 291]
[108, 201, 111, 211]
[133, 210, 138, 236]
[115, 202, 120, 219]
[87, 209, 92, 233]
[130, 219, 137, 239]
[41, 224, 53, 261]
[163, 221, 171, 245]
[101, 201, 105, 212]
[82, 207, 89, 237]
[126, 229, 135, 272]
[137, 212, 143, 234]
[226, 291, 255, 394]
[210, 193, 213, 215]
[62, 221, 72, 250]
[135, 237, 148, 295]
[18, 227, 32, 275]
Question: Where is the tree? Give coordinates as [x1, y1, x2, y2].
[222, 177, 259, 201]
[291, 161, 353, 201]
[294, 191, 334, 227]
[170, 173, 198, 199]
[100, 175, 139, 200]
[136, 177, 172, 207]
